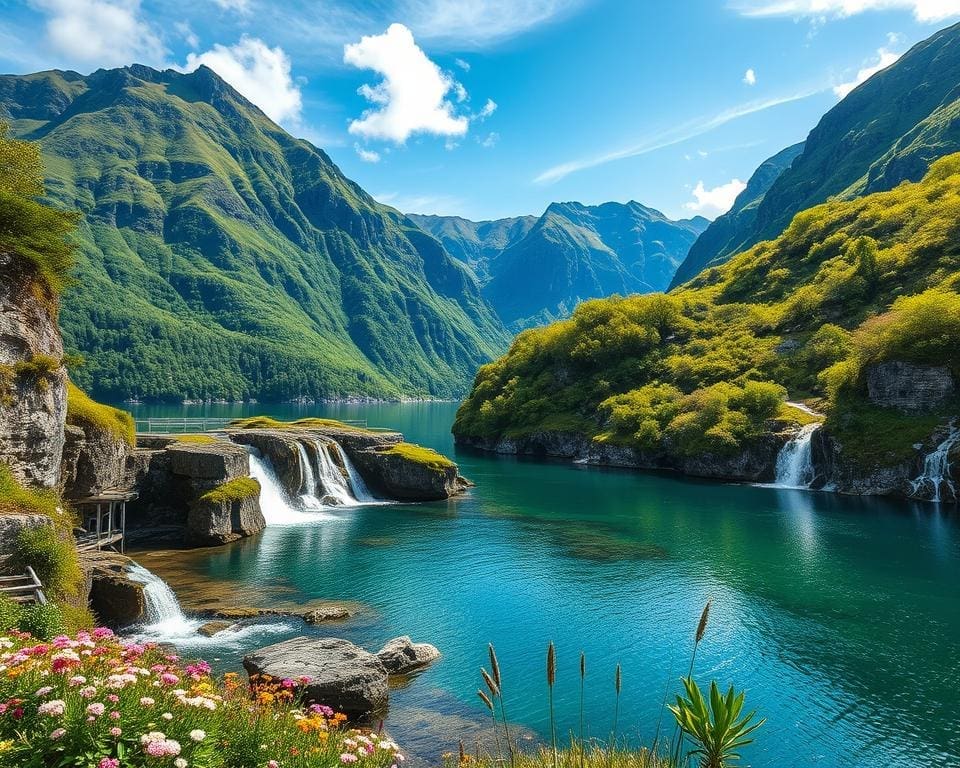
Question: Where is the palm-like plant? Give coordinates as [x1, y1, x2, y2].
[668, 677, 765, 768]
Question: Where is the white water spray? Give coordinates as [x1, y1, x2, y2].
[126, 563, 198, 638]
[909, 424, 959, 503]
[774, 423, 820, 489]
[313, 441, 359, 506]
[247, 450, 312, 524]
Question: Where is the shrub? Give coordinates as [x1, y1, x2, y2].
[9, 525, 82, 600]
[0, 464, 64, 520]
[16, 602, 64, 640]
[0, 597, 20, 632]
[66, 382, 135, 447]
[12, 353, 62, 392]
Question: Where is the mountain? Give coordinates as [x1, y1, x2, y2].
[413, 202, 708, 331]
[406, 214, 537, 283]
[0, 65, 509, 401]
[672, 20, 960, 285]
[669, 142, 804, 288]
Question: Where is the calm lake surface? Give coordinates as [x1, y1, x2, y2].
[122, 401, 960, 768]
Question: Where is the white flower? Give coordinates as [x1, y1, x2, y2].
[174, 760, 188, 768]
[189, 729, 206, 742]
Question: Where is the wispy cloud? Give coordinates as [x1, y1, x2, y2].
[534, 88, 822, 184]
[373, 190, 467, 215]
[743, 67, 757, 85]
[731, 0, 960, 23]
[684, 178, 747, 215]
[833, 46, 900, 97]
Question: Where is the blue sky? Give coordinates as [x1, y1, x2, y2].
[1, 1, 959, 221]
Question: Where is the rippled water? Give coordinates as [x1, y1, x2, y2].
[124, 401, 960, 767]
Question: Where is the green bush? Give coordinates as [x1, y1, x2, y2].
[200, 477, 261, 504]
[16, 602, 65, 640]
[0, 596, 20, 632]
[9, 525, 82, 600]
[66, 381, 135, 447]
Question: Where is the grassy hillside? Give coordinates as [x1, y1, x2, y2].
[454, 154, 960, 466]
[415, 202, 708, 331]
[0, 65, 508, 402]
[675, 21, 960, 280]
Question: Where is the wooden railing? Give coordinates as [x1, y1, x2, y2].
[75, 490, 136, 554]
[0, 567, 47, 605]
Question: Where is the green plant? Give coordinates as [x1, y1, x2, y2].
[380, 442, 456, 470]
[66, 382, 135, 447]
[16, 602, 64, 640]
[0, 464, 64, 520]
[13, 353, 62, 392]
[199, 477, 261, 505]
[9, 525, 82, 600]
[0, 596, 21, 632]
[668, 678, 765, 768]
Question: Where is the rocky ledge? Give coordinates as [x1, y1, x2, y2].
[227, 423, 470, 502]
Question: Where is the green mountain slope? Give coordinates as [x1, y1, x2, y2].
[414, 202, 708, 331]
[406, 213, 537, 283]
[669, 142, 804, 288]
[454, 152, 960, 473]
[0, 65, 508, 401]
[674, 21, 960, 283]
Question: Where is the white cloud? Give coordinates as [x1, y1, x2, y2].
[535, 88, 821, 184]
[343, 23, 469, 143]
[479, 131, 499, 148]
[373, 190, 466, 215]
[743, 68, 757, 85]
[833, 47, 901, 97]
[732, 0, 960, 23]
[183, 36, 303, 125]
[478, 98, 497, 118]
[33, 0, 165, 67]
[684, 178, 747, 216]
[404, 0, 585, 46]
[454, 57, 470, 71]
[175, 21, 199, 49]
[354, 143, 381, 162]
[211, 0, 251, 12]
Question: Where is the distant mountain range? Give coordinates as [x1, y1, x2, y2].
[0, 65, 508, 401]
[672, 20, 960, 286]
[412, 203, 708, 330]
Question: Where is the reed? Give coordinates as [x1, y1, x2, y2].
[673, 599, 713, 766]
[579, 651, 586, 768]
[484, 643, 516, 768]
[547, 642, 558, 768]
[478, 688, 503, 758]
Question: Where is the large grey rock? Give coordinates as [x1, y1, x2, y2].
[376, 636, 440, 674]
[168, 442, 249, 480]
[60, 420, 129, 500]
[80, 552, 147, 628]
[0, 252, 67, 488]
[187, 492, 265, 545]
[243, 636, 388, 720]
[349, 447, 468, 501]
[866, 362, 954, 412]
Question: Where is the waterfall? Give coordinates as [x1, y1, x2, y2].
[333, 442, 377, 503]
[247, 449, 311, 524]
[775, 423, 820, 489]
[125, 563, 198, 638]
[910, 424, 959, 503]
[295, 442, 324, 510]
[313, 440, 359, 506]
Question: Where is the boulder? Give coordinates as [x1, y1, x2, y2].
[168, 442, 249, 480]
[198, 620, 236, 637]
[866, 362, 954, 412]
[303, 606, 353, 624]
[243, 636, 388, 720]
[376, 636, 441, 674]
[0, 252, 67, 489]
[348, 448, 468, 501]
[187, 493, 265, 546]
[80, 552, 147, 627]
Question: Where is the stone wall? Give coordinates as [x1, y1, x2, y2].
[866, 362, 955, 412]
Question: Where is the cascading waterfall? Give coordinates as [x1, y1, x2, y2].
[330, 441, 378, 503]
[247, 449, 311, 524]
[312, 440, 360, 506]
[909, 424, 959, 503]
[295, 442, 323, 510]
[125, 563, 198, 638]
[774, 423, 820, 489]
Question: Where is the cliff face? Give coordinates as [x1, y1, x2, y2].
[0, 253, 67, 488]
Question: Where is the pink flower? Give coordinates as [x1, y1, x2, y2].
[281, 678, 295, 689]
[110, 710, 120, 720]
[110, 726, 122, 737]
[68, 675, 87, 686]
[107, 694, 119, 703]
[160, 672, 179, 686]
[268, 762, 280, 768]
[79, 686, 97, 698]
[86, 702, 106, 717]
[98, 758, 119, 768]
[341, 754, 359, 764]
[49, 728, 66, 740]
[93, 627, 114, 639]
[38, 699, 66, 717]
[139, 696, 155, 706]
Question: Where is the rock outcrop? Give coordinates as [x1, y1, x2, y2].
[376, 636, 441, 674]
[243, 637, 389, 720]
[866, 362, 954, 412]
[0, 253, 67, 488]
[60, 422, 129, 500]
[80, 551, 147, 627]
[125, 437, 265, 546]
[0, 514, 53, 559]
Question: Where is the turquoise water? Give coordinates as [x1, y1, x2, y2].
[124, 401, 960, 768]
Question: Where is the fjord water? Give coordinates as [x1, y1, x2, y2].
[125, 401, 960, 768]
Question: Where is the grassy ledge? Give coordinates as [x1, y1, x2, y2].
[380, 442, 456, 471]
[229, 416, 375, 434]
[66, 382, 135, 447]
[173, 433, 219, 445]
[0, 463, 64, 520]
[199, 477, 261, 505]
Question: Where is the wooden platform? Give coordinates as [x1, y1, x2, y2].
[73, 488, 137, 554]
[0, 567, 47, 605]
